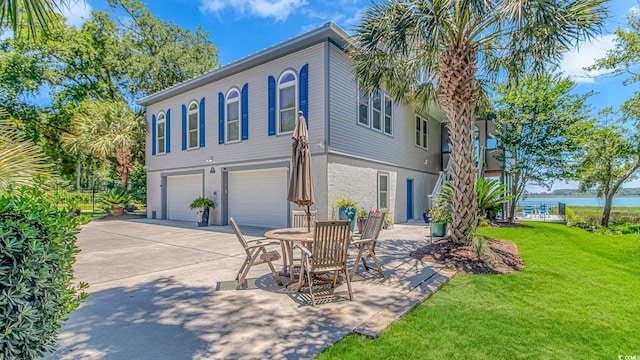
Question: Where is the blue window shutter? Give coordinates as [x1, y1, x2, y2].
[299, 64, 308, 127]
[218, 92, 225, 144]
[268, 76, 276, 136]
[241, 83, 248, 140]
[199, 97, 205, 147]
[181, 104, 187, 150]
[151, 114, 157, 155]
[166, 109, 171, 153]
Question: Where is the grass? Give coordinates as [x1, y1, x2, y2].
[318, 222, 640, 359]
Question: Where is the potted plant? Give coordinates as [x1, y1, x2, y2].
[97, 188, 131, 216]
[428, 197, 452, 237]
[334, 198, 357, 232]
[356, 208, 369, 233]
[189, 197, 215, 227]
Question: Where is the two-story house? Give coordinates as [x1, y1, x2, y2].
[137, 22, 504, 228]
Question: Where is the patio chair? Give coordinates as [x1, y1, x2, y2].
[523, 205, 533, 218]
[292, 210, 317, 228]
[349, 212, 385, 280]
[229, 217, 283, 290]
[296, 220, 353, 306]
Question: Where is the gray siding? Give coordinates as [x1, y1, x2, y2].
[327, 44, 442, 175]
[145, 43, 327, 172]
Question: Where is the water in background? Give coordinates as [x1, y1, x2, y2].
[524, 197, 640, 207]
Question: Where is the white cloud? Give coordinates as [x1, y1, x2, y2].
[61, 2, 93, 28]
[559, 34, 616, 83]
[199, 0, 307, 21]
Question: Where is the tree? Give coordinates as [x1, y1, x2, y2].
[493, 74, 590, 223]
[351, 0, 606, 244]
[573, 109, 640, 227]
[63, 101, 145, 189]
[0, 0, 71, 38]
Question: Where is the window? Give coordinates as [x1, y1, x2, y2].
[157, 112, 166, 154]
[441, 123, 451, 153]
[226, 88, 240, 142]
[415, 115, 428, 149]
[378, 173, 389, 210]
[358, 87, 369, 126]
[278, 71, 297, 133]
[357, 83, 393, 135]
[487, 137, 497, 150]
[187, 101, 199, 149]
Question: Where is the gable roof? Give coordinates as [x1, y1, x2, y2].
[136, 22, 352, 107]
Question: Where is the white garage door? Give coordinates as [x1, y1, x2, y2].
[228, 168, 288, 228]
[167, 174, 203, 221]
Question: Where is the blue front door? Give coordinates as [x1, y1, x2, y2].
[406, 179, 414, 220]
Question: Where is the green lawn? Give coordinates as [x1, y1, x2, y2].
[319, 222, 640, 359]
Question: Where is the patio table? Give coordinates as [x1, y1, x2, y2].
[264, 227, 313, 286]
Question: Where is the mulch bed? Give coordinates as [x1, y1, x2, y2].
[411, 238, 525, 274]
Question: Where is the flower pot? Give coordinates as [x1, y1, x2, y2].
[338, 207, 356, 233]
[430, 222, 448, 237]
[197, 206, 210, 227]
[112, 205, 125, 216]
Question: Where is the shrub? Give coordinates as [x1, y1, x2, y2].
[0, 186, 88, 358]
[97, 188, 131, 211]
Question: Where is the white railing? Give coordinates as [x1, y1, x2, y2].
[428, 160, 451, 209]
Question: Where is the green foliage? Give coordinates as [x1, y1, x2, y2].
[0, 185, 87, 358]
[566, 206, 640, 232]
[128, 163, 146, 205]
[0, 112, 51, 191]
[334, 198, 357, 209]
[493, 74, 590, 222]
[0, 0, 69, 38]
[319, 222, 640, 359]
[428, 197, 452, 224]
[188, 196, 215, 210]
[440, 178, 511, 222]
[356, 208, 369, 219]
[571, 109, 640, 226]
[97, 187, 131, 208]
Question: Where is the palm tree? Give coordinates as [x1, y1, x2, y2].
[63, 101, 145, 189]
[0, 110, 51, 191]
[0, 0, 72, 38]
[352, 0, 606, 244]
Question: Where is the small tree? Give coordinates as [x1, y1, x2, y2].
[493, 74, 590, 222]
[572, 109, 640, 227]
[63, 100, 146, 189]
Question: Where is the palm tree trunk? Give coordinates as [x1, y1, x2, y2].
[116, 147, 132, 189]
[438, 44, 479, 244]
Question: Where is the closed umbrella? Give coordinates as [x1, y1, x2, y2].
[287, 111, 315, 232]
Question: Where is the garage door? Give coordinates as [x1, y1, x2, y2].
[167, 174, 203, 221]
[228, 168, 288, 228]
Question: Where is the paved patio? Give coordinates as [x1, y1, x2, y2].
[45, 219, 454, 359]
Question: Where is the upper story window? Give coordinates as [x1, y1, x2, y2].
[187, 101, 199, 149]
[378, 173, 389, 210]
[278, 71, 297, 133]
[416, 115, 428, 150]
[357, 82, 393, 136]
[157, 112, 166, 154]
[226, 88, 240, 142]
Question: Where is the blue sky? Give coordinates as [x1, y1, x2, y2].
[62, 0, 640, 191]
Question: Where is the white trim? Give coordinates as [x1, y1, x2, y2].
[415, 114, 428, 150]
[377, 172, 389, 210]
[225, 87, 241, 143]
[356, 84, 394, 136]
[187, 101, 200, 150]
[277, 69, 298, 134]
[156, 111, 166, 155]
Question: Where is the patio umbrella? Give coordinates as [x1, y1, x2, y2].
[287, 111, 315, 232]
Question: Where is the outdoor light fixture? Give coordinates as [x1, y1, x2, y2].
[206, 156, 214, 163]
[424, 159, 429, 167]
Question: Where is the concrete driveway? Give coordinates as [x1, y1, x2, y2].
[45, 218, 454, 360]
